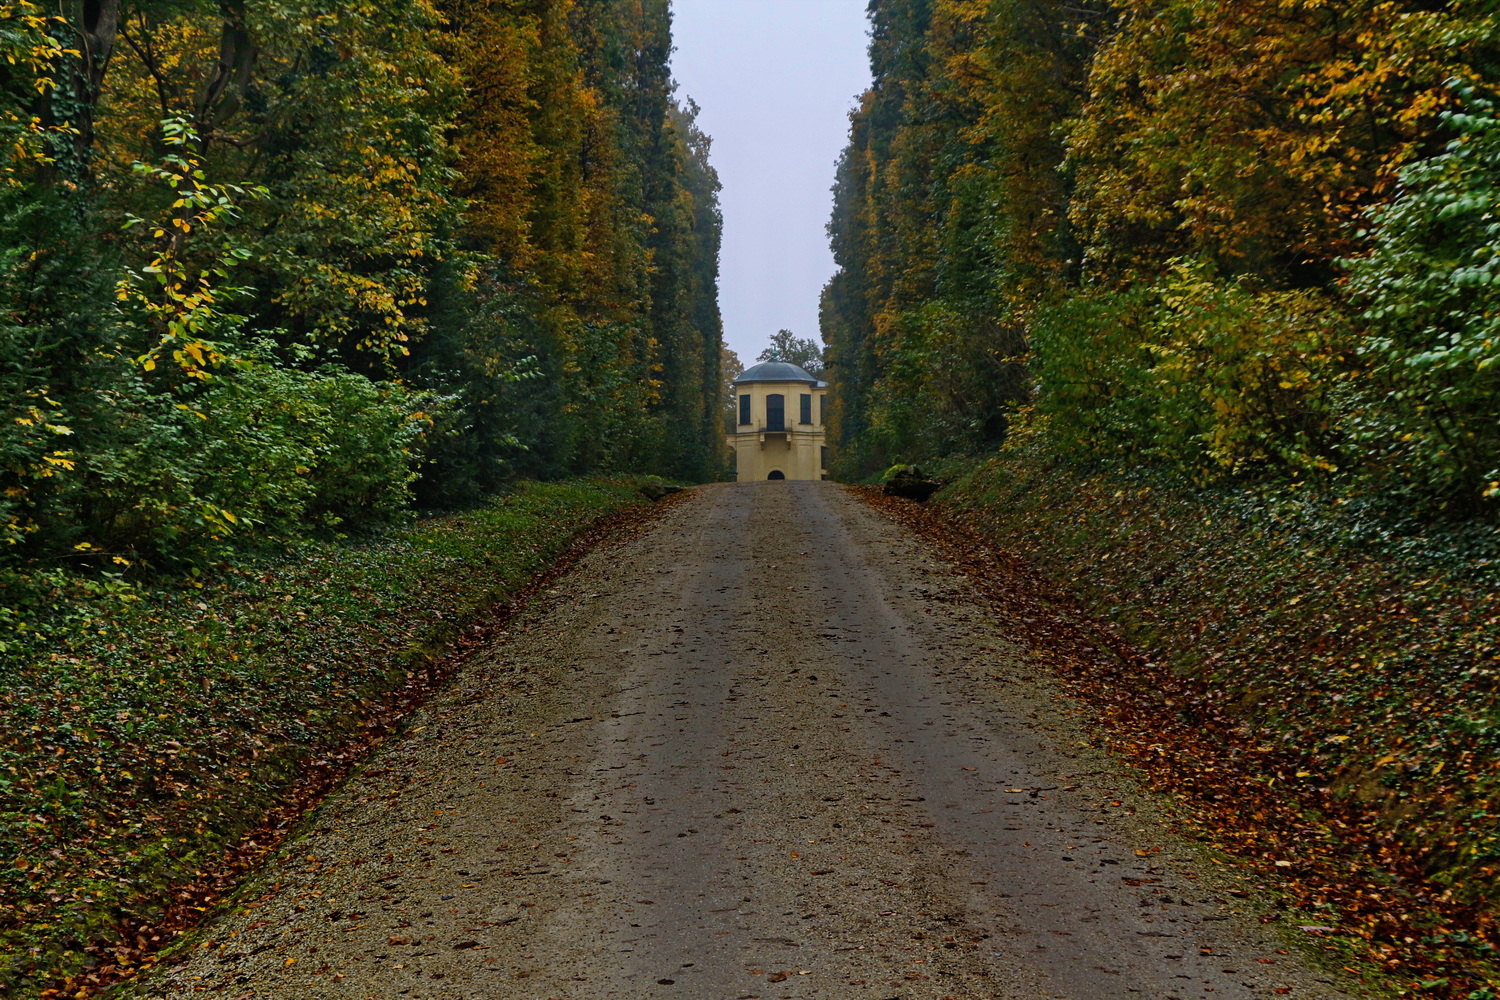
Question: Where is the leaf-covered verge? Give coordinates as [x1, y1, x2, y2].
[867, 451, 1500, 998]
[0, 478, 652, 999]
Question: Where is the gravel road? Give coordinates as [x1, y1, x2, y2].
[138, 482, 1364, 1000]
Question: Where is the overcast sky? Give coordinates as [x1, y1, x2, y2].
[670, 0, 872, 371]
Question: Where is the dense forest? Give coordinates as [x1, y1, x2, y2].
[0, 0, 723, 580]
[824, 0, 1500, 513]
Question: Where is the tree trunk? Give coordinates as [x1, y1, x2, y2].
[195, 0, 258, 150]
[57, 0, 122, 179]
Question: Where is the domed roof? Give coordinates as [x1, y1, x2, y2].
[733, 361, 819, 384]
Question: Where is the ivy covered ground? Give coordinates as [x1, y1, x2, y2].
[865, 453, 1500, 998]
[0, 479, 654, 998]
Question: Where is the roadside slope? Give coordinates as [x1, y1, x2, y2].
[891, 451, 1500, 995]
[2, 479, 656, 999]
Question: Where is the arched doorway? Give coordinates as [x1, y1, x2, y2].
[767, 470, 786, 480]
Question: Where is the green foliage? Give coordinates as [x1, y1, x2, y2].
[408, 264, 548, 506]
[0, 125, 436, 570]
[1030, 263, 1350, 478]
[1347, 87, 1500, 506]
[3, 353, 435, 570]
[116, 118, 264, 380]
[235, 0, 463, 356]
[0, 3, 65, 184]
[193, 358, 438, 534]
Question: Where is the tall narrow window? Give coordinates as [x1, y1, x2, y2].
[821, 446, 828, 470]
[799, 393, 812, 424]
[765, 393, 785, 430]
[738, 393, 750, 426]
[818, 393, 825, 424]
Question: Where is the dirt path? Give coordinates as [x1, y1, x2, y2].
[137, 482, 1363, 1000]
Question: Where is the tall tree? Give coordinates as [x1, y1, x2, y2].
[823, 0, 1500, 506]
[756, 330, 824, 375]
[0, 0, 726, 568]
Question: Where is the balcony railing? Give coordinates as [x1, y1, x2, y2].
[736, 423, 819, 434]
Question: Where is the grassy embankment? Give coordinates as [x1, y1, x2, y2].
[0, 479, 652, 998]
[892, 449, 1500, 995]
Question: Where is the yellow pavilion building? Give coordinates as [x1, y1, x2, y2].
[730, 362, 829, 481]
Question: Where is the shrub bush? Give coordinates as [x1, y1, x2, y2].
[1030, 262, 1350, 481]
[1346, 86, 1500, 508]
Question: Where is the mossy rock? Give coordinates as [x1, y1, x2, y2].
[883, 465, 941, 501]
